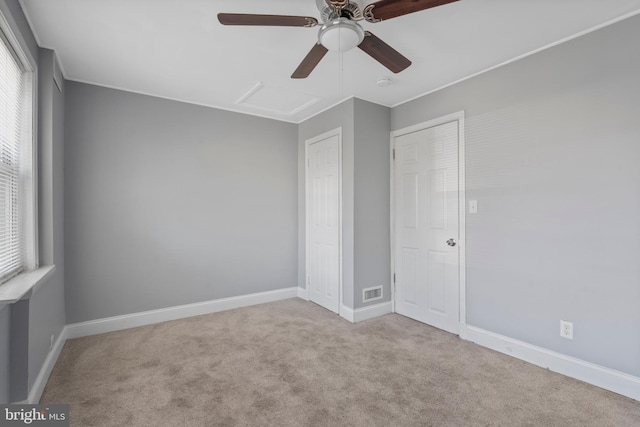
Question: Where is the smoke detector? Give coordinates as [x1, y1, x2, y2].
[376, 76, 392, 87]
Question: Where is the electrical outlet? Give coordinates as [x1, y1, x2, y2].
[560, 320, 573, 340]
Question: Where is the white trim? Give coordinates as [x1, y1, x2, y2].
[297, 286, 309, 301]
[0, 8, 39, 274]
[24, 287, 298, 403]
[389, 136, 396, 314]
[0, 266, 55, 305]
[457, 114, 467, 339]
[52, 50, 63, 92]
[294, 96, 354, 124]
[24, 68, 39, 271]
[340, 304, 355, 323]
[19, 2, 640, 124]
[25, 291, 640, 403]
[236, 81, 264, 105]
[58, 77, 354, 125]
[340, 301, 393, 323]
[354, 301, 393, 323]
[58, 77, 305, 124]
[390, 111, 464, 140]
[66, 287, 298, 339]
[235, 81, 321, 117]
[392, 9, 640, 109]
[27, 327, 67, 404]
[0, 4, 35, 69]
[389, 111, 467, 334]
[305, 128, 343, 316]
[463, 325, 640, 402]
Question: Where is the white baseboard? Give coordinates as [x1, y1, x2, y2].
[463, 325, 640, 401]
[66, 287, 298, 339]
[27, 328, 67, 404]
[27, 287, 298, 403]
[354, 301, 393, 322]
[297, 287, 309, 301]
[340, 301, 392, 323]
[340, 304, 355, 323]
[29, 292, 639, 404]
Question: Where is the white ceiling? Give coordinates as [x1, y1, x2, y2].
[19, 0, 640, 123]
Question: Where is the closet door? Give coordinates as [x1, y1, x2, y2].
[306, 130, 341, 314]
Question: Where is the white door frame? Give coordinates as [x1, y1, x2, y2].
[305, 127, 343, 315]
[389, 111, 467, 337]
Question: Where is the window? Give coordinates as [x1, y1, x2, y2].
[0, 17, 36, 285]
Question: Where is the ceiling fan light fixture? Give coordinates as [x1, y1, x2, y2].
[318, 18, 364, 52]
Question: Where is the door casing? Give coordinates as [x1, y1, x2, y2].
[390, 112, 467, 336]
[305, 127, 343, 315]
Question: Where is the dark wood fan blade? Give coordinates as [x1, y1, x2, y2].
[364, 0, 459, 22]
[218, 13, 318, 27]
[358, 32, 411, 73]
[291, 44, 329, 79]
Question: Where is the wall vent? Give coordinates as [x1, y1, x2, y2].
[362, 286, 383, 303]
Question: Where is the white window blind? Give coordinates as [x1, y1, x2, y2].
[0, 31, 25, 283]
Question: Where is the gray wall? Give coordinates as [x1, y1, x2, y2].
[0, 0, 36, 402]
[0, 0, 37, 58]
[30, 47, 66, 392]
[0, 306, 8, 402]
[64, 83, 298, 323]
[392, 15, 640, 377]
[0, 1, 66, 403]
[9, 300, 29, 401]
[353, 99, 391, 309]
[298, 98, 391, 310]
[2, 0, 637, 400]
[298, 99, 356, 309]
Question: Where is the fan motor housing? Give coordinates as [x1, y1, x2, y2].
[316, 0, 365, 22]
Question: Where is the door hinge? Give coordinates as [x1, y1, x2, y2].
[393, 273, 396, 283]
[392, 148, 395, 160]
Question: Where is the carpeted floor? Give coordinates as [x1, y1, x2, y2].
[41, 299, 640, 426]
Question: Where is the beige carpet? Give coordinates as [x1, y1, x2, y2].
[41, 299, 640, 426]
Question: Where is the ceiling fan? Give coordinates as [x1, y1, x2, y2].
[218, 0, 459, 78]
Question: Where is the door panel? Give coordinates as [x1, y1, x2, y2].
[427, 249, 447, 314]
[402, 173, 419, 229]
[401, 247, 419, 305]
[394, 121, 460, 334]
[307, 133, 341, 314]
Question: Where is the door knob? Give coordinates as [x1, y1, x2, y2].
[446, 238, 456, 247]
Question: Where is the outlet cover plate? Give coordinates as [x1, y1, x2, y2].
[560, 320, 573, 340]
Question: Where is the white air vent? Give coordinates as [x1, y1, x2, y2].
[53, 52, 63, 92]
[362, 286, 383, 303]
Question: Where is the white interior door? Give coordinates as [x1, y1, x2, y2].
[306, 131, 341, 314]
[393, 120, 460, 334]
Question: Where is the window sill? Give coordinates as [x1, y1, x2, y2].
[0, 266, 56, 306]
